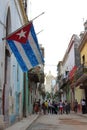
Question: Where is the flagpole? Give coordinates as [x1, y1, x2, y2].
[32, 12, 45, 21]
[37, 30, 43, 35]
[2, 12, 45, 41]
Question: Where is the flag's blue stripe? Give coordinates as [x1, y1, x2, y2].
[7, 40, 28, 72]
[30, 24, 44, 63]
[21, 41, 39, 66]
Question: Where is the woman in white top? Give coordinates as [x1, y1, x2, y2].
[59, 100, 63, 114]
[81, 99, 86, 114]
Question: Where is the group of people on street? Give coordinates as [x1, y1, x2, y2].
[33, 99, 71, 115]
[33, 98, 87, 115]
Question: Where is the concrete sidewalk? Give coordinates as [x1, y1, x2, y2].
[4, 114, 39, 130]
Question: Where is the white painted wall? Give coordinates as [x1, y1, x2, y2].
[0, 0, 25, 116]
[65, 43, 75, 72]
[62, 35, 79, 76]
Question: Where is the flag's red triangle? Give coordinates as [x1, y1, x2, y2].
[7, 22, 32, 43]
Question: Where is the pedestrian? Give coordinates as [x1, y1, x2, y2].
[81, 99, 86, 114]
[44, 100, 48, 114]
[34, 101, 39, 114]
[62, 101, 65, 113]
[38, 99, 41, 114]
[33, 101, 36, 114]
[51, 101, 55, 114]
[48, 100, 52, 114]
[65, 100, 70, 114]
[65, 100, 68, 114]
[59, 100, 63, 114]
[74, 99, 78, 113]
[51, 101, 57, 114]
[67, 102, 71, 114]
[42, 101, 46, 115]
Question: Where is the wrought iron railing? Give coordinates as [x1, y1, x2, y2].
[75, 63, 87, 80]
[59, 75, 69, 88]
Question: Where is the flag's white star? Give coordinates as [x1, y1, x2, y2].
[17, 30, 26, 39]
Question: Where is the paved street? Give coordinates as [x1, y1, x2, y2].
[27, 113, 87, 130]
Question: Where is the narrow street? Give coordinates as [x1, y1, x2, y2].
[1, 1, 87, 130]
[27, 113, 87, 130]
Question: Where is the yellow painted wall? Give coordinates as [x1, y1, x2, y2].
[80, 42, 87, 65]
[75, 86, 85, 112]
[76, 41, 87, 112]
[75, 86, 85, 104]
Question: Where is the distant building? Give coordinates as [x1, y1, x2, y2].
[45, 71, 55, 92]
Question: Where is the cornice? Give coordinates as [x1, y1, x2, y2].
[79, 32, 87, 52]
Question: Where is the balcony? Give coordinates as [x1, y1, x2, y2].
[59, 75, 69, 89]
[75, 64, 87, 86]
[75, 64, 87, 80]
[28, 67, 44, 83]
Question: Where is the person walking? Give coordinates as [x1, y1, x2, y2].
[67, 102, 71, 114]
[42, 101, 46, 115]
[37, 99, 42, 114]
[62, 101, 65, 113]
[65, 100, 71, 114]
[81, 99, 86, 114]
[51, 101, 57, 114]
[74, 99, 78, 113]
[48, 100, 52, 114]
[65, 100, 68, 114]
[34, 101, 39, 114]
[44, 100, 48, 114]
[59, 100, 63, 114]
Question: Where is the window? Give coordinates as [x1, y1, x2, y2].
[82, 55, 85, 64]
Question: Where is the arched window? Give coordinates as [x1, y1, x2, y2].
[4, 7, 11, 82]
[6, 7, 11, 57]
[3, 7, 12, 115]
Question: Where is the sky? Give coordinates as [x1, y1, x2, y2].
[28, 0, 87, 76]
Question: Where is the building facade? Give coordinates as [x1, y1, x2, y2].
[0, 0, 28, 127]
[57, 34, 80, 109]
[45, 71, 55, 93]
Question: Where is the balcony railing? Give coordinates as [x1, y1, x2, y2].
[28, 68, 44, 83]
[59, 75, 69, 88]
[75, 64, 87, 80]
[57, 63, 87, 89]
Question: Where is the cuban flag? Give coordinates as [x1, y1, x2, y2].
[6, 22, 44, 72]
